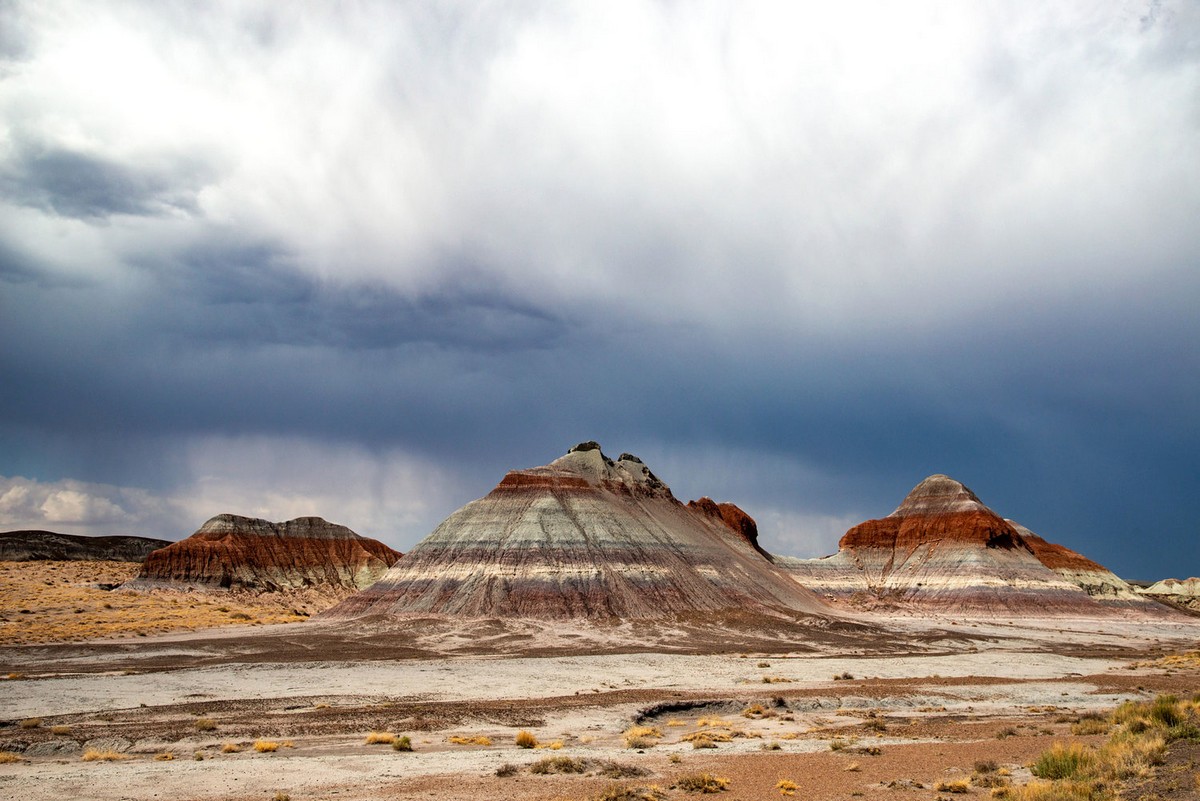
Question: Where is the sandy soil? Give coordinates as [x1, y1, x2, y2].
[0, 561, 324, 644]
[2, 608, 1199, 801]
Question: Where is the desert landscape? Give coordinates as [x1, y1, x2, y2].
[3, 444, 1199, 801]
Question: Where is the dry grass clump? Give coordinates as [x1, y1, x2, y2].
[695, 717, 730, 728]
[530, 756, 589, 774]
[935, 779, 971, 793]
[194, 718, 217, 732]
[624, 725, 663, 749]
[526, 757, 647, 778]
[863, 716, 888, 733]
[364, 731, 395, 744]
[593, 784, 667, 801]
[0, 751, 25, 763]
[761, 676, 793, 684]
[50, 724, 71, 735]
[1031, 743, 1095, 780]
[742, 704, 773, 719]
[154, 752, 175, 761]
[82, 749, 128, 762]
[221, 742, 241, 753]
[1070, 714, 1110, 736]
[447, 735, 492, 746]
[515, 729, 538, 748]
[18, 718, 41, 729]
[776, 778, 799, 796]
[392, 735, 412, 752]
[675, 772, 730, 793]
[681, 730, 732, 744]
[1004, 780, 1096, 801]
[495, 762, 519, 777]
[596, 761, 650, 779]
[253, 740, 280, 752]
[273, 793, 291, 801]
[1007, 695, 1198, 800]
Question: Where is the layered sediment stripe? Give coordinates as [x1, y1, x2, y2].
[324, 444, 830, 620]
[783, 474, 1171, 617]
[129, 515, 401, 592]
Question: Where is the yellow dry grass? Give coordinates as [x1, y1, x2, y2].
[82, 749, 127, 762]
[0, 561, 314, 644]
[253, 740, 280, 753]
[0, 751, 25, 763]
[364, 732, 395, 744]
[447, 735, 492, 746]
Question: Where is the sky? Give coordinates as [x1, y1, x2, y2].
[0, 1, 1197, 581]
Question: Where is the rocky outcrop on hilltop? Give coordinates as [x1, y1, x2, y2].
[324, 443, 828, 620]
[686, 497, 773, 560]
[128, 515, 401, 594]
[782, 475, 1166, 616]
[0, 530, 170, 562]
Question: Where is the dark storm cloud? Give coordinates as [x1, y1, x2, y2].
[0, 2, 1197, 579]
[150, 243, 567, 353]
[1, 144, 210, 219]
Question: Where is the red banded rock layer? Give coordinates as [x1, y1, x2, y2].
[128, 514, 401, 593]
[1009, 522, 1148, 605]
[782, 475, 1161, 616]
[686, 497, 772, 560]
[325, 443, 828, 620]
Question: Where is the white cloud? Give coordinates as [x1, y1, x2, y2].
[755, 508, 863, 560]
[0, 475, 179, 533]
[0, 437, 467, 550]
[2, 1, 1195, 338]
[39, 488, 130, 524]
[178, 435, 466, 549]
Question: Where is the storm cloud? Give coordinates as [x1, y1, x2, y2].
[0, 1, 1197, 579]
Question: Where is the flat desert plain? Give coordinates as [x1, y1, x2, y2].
[2, 568, 1200, 801]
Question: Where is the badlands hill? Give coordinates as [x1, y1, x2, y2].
[782, 474, 1165, 616]
[0, 530, 170, 562]
[1138, 577, 1200, 612]
[128, 514, 401, 594]
[1008, 521, 1146, 603]
[326, 442, 828, 619]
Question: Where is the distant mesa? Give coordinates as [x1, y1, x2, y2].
[1137, 577, 1200, 613]
[0, 530, 170, 562]
[324, 442, 828, 620]
[781, 474, 1166, 616]
[127, 514, 401, 594]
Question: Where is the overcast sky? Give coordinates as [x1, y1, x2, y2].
[1, 1, 1197, 580]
